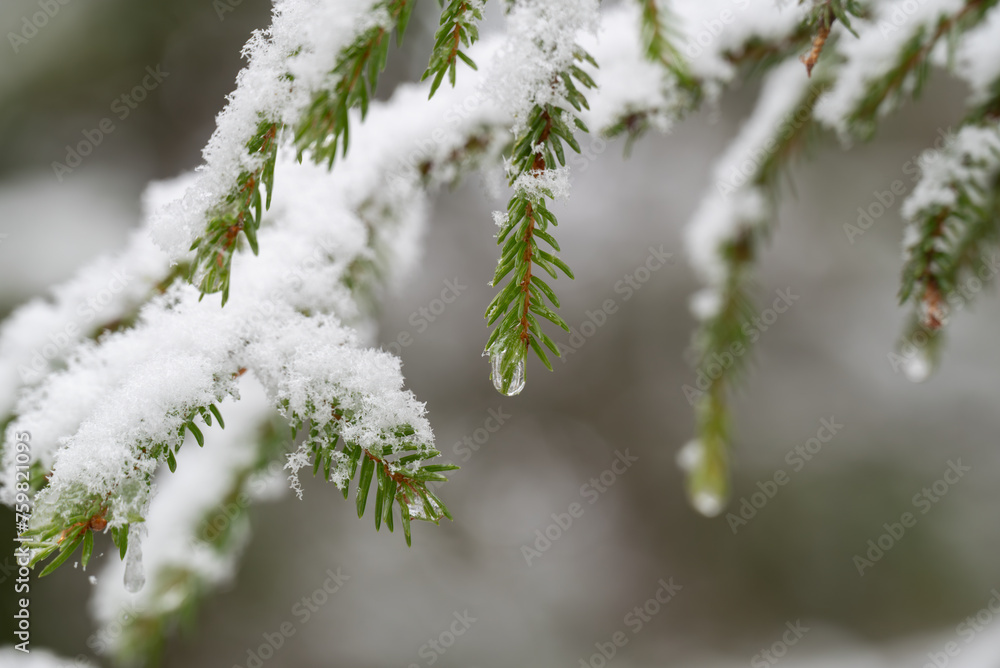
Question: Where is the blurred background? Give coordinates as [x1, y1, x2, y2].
[2, 0, 1000, 666]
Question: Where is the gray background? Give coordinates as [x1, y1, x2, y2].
[1, 1, 999, 666]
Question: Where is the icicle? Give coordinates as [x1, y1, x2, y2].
[490, 346, 525, 396]
[406, 497, 429, 520]
[123, 524, 147, 593]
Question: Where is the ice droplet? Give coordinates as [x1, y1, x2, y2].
[689, 288, 722, 321]
[406, 498, 428, 520]
[902, 352, 932, 383]
[123, 524, 147, 593]
[490, 347, 525, 396]
[675, 440, 703, 473]
[691, 490, 725, 518]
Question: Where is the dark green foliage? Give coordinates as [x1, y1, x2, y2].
[293, 0, 415, 166]
[300, 407, 457, 546]
[423, 0, 485, 98]
[189, 121, 279, 305]
[485, 49, 596, 394]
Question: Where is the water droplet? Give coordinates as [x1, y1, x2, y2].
[689, 289, 722, 321]
[675, 440, 703, 473]
[123, 524, 146, 593]
[902, 352, 932, 383]
[691, 490, 725, 518]
[490, 347, 525, 396]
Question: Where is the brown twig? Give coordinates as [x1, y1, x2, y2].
[801, 10, 835, 77]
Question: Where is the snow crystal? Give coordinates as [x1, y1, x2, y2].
[485, 0, 600, 134]
[901, 124, 1000, 222]
[511, 166, 572, 201]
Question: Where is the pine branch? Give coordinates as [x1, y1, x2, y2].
[682, 59, 828, 515]
[638, 0, 699, 94]
[486, 49, 596, 395]
[294, 405, 456, 545]
[896, 121, 1000, 371]
[833, 0, 996, 140]
[294, 0, 415, 166]
[799, 0, 864, 76]
[422, 0, 486, 98]
[21, 398, 229, 577]
[187, 1, 417, 307]
[189, 121, 278, 305]
[102, 413, 289, 665]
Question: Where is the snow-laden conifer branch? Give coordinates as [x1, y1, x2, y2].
[484, 0, 599, 395]
[681, 58, 826, 516]
[423, 0, 487, 97]
[894, 122, 1000, 378]
[815, 0, 998, 140]
[90, 381, 286, 664]
[157, 0, 408, 305]
[7, 148, 454, 577]
[10, 0, 998, 619]
[293, 0, 417, 165]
